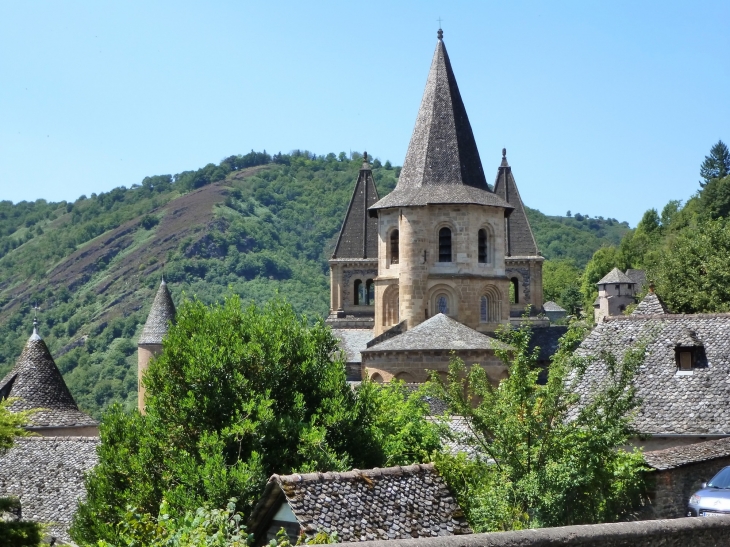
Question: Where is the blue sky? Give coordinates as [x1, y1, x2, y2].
[1, 1, 728, 226]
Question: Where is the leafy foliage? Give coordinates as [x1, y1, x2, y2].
[700, 140, 730, 186]
[429, 322, 648, 531]
[542, 259, 581, 314]
[71, 296, 439, 544]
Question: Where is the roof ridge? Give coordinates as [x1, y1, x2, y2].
[605, 312, 730, 321]
[271, 463, 434, 484]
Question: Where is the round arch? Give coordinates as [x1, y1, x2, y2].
[428, 284, 458, 318]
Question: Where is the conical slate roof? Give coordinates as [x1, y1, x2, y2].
[139, 279, 176, 345]
[493, 149, 539, 256]
[0, 326, 96, 428]
[370, 31, 512, 212]
[332, 154, 380, 259]
[597, 267, 634, 285]
[631, 292, 669, 316]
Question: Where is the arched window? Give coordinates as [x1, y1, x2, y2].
[437, 295, 448, 314]
[438, 227, 452, 262]
[371, 372, 384, 384]
[383, 286, 399, 326]
[510, 277, 519, 304]
[366, 279, 375, 305]
[480, 295, 489, 322]
[478, 229, 488, 263]
[354, 279, 363, 305]
[390, 230, 399, 265]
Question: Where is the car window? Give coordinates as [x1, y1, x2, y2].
[708, 467, 730, 489]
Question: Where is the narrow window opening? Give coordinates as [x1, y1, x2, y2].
[390, 230, 399, 265]
[510, 278, 519, 304]
[354, 279, 363, 305]
[366, 279, 375, 305]
[478, 229, 488, 263]
[480, 296, 488, 322]
[437, 296, 448, 314]
[438, 227, 452, 263]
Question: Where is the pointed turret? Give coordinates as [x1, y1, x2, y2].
[631, 287, 669, 315]
[139, 278, 176, 345]
[332, 152, 380, 259]
[0, 323, 97, 434]
[493, 149, 539, 257]
[370, 31, 512, 212]
[138, 278, 176, 412]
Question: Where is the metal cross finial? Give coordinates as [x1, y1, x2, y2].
[32, 302, 41, 330]
[437, 17, 443, 28]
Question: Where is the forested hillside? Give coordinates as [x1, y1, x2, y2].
[0, 150, 626, 417]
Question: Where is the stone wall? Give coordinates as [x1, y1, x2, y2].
[362, 349, 506, 384]
[337, 517, 730, 547]
[645, 456, 730, 519]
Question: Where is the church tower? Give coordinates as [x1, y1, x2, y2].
[493, 149, 545, 321]
[369, 30, 514, 336]
[137, 278, 176, 413]
[327, 153, 380, 329]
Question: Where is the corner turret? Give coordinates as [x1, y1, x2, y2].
[138, 278, 176, 412]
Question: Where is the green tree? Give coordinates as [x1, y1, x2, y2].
[699, 175, 730, 220]
[0, 399, 43, 546]
[71, 296, 439, 545]
[430, 322, 648, 531]
[700, 140, 730, 186]
[542, 259, 580, 305]
[651, 217, 730, 313]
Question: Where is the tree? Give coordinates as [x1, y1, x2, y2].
[700, 175, 730, 219]
[429, 322, 648, 531]
[542, 259, 581, 305]
[650, 217, 730, 313]
[71, 296, 439, 544]
[700, 140, 730, 186]
[0, 399, 43, 546]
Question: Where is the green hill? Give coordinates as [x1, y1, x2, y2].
[0, 150, 627, 418]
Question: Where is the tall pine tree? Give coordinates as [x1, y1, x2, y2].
[700, 140, 730, 186]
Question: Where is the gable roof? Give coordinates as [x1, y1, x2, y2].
[644, 437, 730, 471]
[370, 33, 511, 212]
[0, 436, 99, 543]
[0, 327, 96, 428]
[625, 269, 648, 289]
[332, 156, 380, 259]
[631, 292, 669, 316]
[596, 267, 634, 285]
[139, 279, 176, 345]
[492, 150, 539, 256]
[248, 463, 470, 543]
[331, 329, 374, 364]
[575, 314, 730, 435]
[542, 301, 566, 313]
[362, 314, 507, 353]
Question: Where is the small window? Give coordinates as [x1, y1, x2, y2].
[478, 229, 488, 263]
[439, 227, 452, 262]
[437, 296, 448, 314]
[354, 279, 363, 305]
[615, 284, 620, 290]
[678, 350, 693, 371]
[510, 278, 519, 304]
[366, 279, 375, 305]
[390, 230, 399, 265]
[480, 296, 489, 322]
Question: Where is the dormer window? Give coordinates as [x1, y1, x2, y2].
[678, 350, 693, 371]
[674, 328, 704, 375]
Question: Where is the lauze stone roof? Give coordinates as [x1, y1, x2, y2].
[596, 267, 635, 285]
[631, 292, 669, 316]
[0, 436, 100, 543]
[332, 157, 380, 259]
[363, 314, 507, 353]
[249, 463, 470, 542]
[644, 437, 730, 471]
[138, 279, 176, 345]
[370, 33, 511, 212]
[0, 329, 96, 428]
[493, 150, 539, 257]
[575, 313, 730, 435]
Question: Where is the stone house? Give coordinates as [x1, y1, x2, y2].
[593, 267, 641, 322]
[247, 463, 470, 545]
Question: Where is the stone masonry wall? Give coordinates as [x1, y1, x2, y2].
[362, 349, 506, 384]
[645, 456, 730, 519]
[337, 517, 730, 547]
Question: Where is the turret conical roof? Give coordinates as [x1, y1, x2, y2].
[139, 279, 176, 345]
[0, 325, 96, 428]
[493, 149, 539, 256]
[370, 32, 512, 212]
[332, 153, 380, 259]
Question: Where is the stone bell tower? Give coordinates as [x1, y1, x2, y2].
[369, 29, 514, 337]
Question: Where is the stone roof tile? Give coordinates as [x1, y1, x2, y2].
[0, 436, 99, 543]
[493, 150, 539, 256]
[332, 329, 375, 364]
[631, 293, 669, 316]
[596, 268, 634, 285]
[250, 463, 470, 542]
[542, 302, 566, 313]
[644, 437, 730, 471]
[362, 314, 507, 353]
[139, 279, 176, 345]
[332, 157, 380, 259]
[370, 34, 511, 212]
[574, 314, 730, 435]
[0, 329, 96, 428]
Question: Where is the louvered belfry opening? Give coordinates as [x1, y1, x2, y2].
[438, 227, 452, 262]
